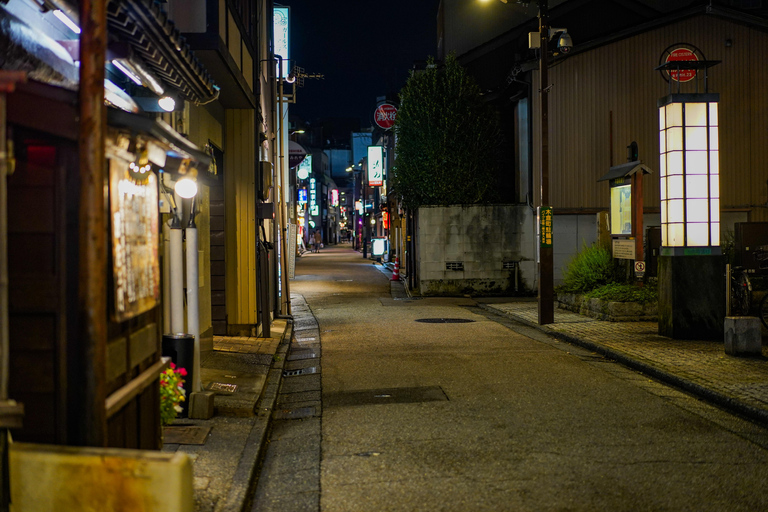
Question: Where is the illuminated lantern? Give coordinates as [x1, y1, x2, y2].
[658, 93, 720, 254]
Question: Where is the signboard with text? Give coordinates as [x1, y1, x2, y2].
[109, 160, 160, 322]
[373, 103, 397, 130]
[539, 206, 553, 248]
[367, 145, 384, 186]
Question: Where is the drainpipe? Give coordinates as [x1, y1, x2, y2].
[185, 199, 201, 392]
[169, 193, 184, 334]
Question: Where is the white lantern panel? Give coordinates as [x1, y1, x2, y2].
[711, 222, 720, 246]
[685, 127, 708, 150]
[710, 151, 719, 175]
[660, 176, 667, 199]
[667, 102, 683, 127]
[710, 174, 719, 195]
[667, 151, 684, 175]
[685, 102, 708, 126]
[668, 223, 684, 246]
[669, 199, 684, 222]
[686, 198, 709, 222]
[687, 223, 709, 246]
[709, 103, 718, 126]
[659, 106, 666, 131]
[710, 198, 720, 221]
[709, 127, 719, 150]
[685, 151, 709, 174]
[686, 175, 708, 198]
[667, 127, 684, 151]
[668, 175, 684, 199]
[659, 153, 667, 176]
[659, 130, 666, 155]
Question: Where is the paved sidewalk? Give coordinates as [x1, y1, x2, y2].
[479, 300, 768, 426]
[162, 318, 292, 512]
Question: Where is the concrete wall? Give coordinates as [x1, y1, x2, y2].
[417, 206, 610, 296]
[418, 205, 536, 296]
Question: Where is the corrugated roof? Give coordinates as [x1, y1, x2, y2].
[106, 0, 218, 105]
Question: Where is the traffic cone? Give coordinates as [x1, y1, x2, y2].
[391, 257, 400, 281]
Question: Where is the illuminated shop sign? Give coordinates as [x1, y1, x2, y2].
[367, 145, 383, 186]
[273, 7, 290, 78]
[297, 154, 311, 180]
[331, 189, 339, 207]
[309, 178, 319, 216]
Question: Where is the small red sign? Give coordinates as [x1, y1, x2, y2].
[666, 48, 698, 83]
[374, 103, 397, 130]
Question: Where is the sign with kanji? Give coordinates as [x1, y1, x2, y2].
[539, 206, 553, 248]
[373, 103, 397, 130]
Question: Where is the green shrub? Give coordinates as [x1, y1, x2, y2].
[559, 244, 617, 293]
[584, 282, 658, 304]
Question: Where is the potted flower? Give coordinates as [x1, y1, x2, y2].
[160, 362, 187, 426]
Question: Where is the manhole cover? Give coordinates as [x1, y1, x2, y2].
[283, 366, 318, 377]
[414, 318, 475, 323]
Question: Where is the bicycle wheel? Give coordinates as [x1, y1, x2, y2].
[759, 294, 768, 329]
[732, 273, 751, 316]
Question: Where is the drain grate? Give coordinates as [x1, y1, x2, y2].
[283, 366, 318, 377]
[208, 382, 238, 394]
[415, 318, 475, 324]
[325, 386, 449, 408]
[287, 349, 318, 361]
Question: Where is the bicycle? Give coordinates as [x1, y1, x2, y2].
[729, 246, 768, 329]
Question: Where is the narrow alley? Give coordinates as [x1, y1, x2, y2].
[251, 246, 768, 511]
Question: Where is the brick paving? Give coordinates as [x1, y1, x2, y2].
[213, 335, 281, 355]
[480, 301, 768, 424]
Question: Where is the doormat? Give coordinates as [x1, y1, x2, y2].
[163, 426, 212, 445]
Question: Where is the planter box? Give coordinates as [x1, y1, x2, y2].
[557, 293, 657, 322]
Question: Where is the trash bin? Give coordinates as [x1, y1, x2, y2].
[161, 333, 195, 418]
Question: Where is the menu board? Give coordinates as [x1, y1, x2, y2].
[109, 159, 160, 322]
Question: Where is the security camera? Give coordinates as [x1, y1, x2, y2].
[557, 31, 573, 54]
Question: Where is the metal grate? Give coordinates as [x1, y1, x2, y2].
[445, 261, 464, 271]
[415, 318, 475, 323]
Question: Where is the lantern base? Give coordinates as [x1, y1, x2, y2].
[658, 254, 725, 339]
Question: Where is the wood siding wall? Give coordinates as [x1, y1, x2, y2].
[224, 109, 259, 328]
[531, 14, 768, 222]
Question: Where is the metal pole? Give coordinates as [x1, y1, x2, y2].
[78, 0, 108, 447]
[170, 207, 184, 333]
[186, 202, 201, 392]
[537, 0, 554, 325]
[277, 72, 291, 316]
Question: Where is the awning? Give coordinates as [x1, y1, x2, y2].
[107, 108, 217, 187]
[597, 161, 652, 182]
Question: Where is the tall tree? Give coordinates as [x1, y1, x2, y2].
[393, 53, 503, 209]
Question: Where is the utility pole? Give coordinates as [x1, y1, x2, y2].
[537, 0, 554, 325]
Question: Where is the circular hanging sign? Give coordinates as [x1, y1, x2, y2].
[289, 141, 308, 168]
[659, 44, 705, 83]
[373, 103, 397, 130]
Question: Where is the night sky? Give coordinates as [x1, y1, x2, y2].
[278, 1, 440, 126]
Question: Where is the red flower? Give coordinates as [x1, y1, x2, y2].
[178, 368, 188, 377]
[170, 362, 177, 370]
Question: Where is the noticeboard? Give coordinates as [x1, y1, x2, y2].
[110, 160, 160, 322]
[612, 238, 636, 260]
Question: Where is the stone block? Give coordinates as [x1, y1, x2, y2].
[724, 316, 762, 357]
[188, 391, 215, 419]
[11, 443, 193, 511]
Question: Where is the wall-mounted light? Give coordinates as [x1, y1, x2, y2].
[158, 95, 176, 112]
[53, 9, 81, 34]
[174, 177, 198, 199]
[658, 93, 720, 254]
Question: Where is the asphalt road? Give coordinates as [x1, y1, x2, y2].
[253, 245, 768, 511]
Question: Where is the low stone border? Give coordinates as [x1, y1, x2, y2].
[557, 293, 657, 322]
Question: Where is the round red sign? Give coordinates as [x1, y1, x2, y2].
[374, 103, 397, 130]
[666, 47, 698, 83]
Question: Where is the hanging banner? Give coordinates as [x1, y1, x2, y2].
[368, 145, 384, 186]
